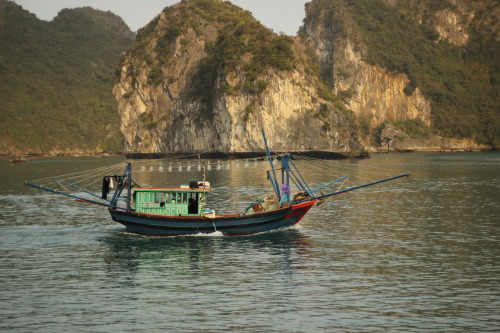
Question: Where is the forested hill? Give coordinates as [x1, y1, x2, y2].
[0, 0, 134, 155]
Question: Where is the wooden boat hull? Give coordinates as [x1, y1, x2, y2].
[109, 200, 317, 236]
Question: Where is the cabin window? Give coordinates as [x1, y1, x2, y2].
[155, 192, 165, 206]
[176, 192, 186, 204]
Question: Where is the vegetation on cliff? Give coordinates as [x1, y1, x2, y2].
[114, 0, 362, 154]
[126, 0, 298, 118]
[2, 0, 497, 154]
[0, 0, 134, 154]
[303, 0, 499, 146]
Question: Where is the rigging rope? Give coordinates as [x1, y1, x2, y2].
[26, 150, 409, 202]
[28, 161, 126, 196]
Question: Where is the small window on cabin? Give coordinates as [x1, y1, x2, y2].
[155, 192, 165, 203]
[170, 193, 177, 203]
[156, 192, 165, 207]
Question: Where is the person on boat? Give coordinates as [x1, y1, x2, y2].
[279, 184, 291, 205]
[188, 197, 197, 214]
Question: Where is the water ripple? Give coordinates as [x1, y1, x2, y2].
[1, 153, 499, 332]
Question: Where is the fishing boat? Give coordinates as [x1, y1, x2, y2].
[25, 130, 410, 236]
[10, 155, 27, 163]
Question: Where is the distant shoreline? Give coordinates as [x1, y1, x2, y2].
[367, 147, 498, 154]
[2, 147, 497, 161]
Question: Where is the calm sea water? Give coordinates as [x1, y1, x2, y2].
[1, 153, 499, 332]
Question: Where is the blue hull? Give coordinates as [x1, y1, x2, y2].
[109, 200, 317, 236]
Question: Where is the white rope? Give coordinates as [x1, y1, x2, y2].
[29, 161, 126, 195]
[30, 161, 125, 183]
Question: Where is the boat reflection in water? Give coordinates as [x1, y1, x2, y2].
[101, 228, 317, 290]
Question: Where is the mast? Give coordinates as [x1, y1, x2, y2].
[280, 154, 291, 204]
[126, 162, 132, 211]
[262, 128, 281, 199]
[110, 162, 132, 209]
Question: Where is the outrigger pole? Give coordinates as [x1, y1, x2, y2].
[310, 175, 348, 193]
[55, 177, 111, 202]
[24, 182, 128, 211]
[261, 128, 410, 205]
[24, 162, 134, 211]
[294, 172, 411, 204]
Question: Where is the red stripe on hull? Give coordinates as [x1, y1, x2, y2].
[285, 200, 317, 224]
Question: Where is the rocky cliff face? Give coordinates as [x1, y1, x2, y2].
[394, 0, 499, 46]
[113, 0, 364, 156]
[300, 0, 497, 151]
[302, 2, 432, 131]
[114, 0, 497, 155]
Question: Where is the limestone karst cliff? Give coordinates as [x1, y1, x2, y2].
[299, 0, 499, 150]
[113, 0, 365, 156]
[302, 1, 432, 130]
[115, 0, 498, 155]
[1, 0, 497, 155]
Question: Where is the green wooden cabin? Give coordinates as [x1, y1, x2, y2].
[133, 183, 210, 216]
